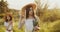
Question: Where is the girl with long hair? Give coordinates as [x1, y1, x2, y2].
[19, 6, 40, 32]
[4, 14, 13, 32]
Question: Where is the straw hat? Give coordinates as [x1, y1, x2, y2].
[22, 3, 37, 11]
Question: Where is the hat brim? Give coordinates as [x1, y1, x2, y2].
[22, 3, 37, 11]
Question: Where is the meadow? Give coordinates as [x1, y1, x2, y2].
[0, 9, 60, 32]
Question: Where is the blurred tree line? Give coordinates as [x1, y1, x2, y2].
[0, 0, 19, 19]
[0, 0, 8, 13]
[0, 0, 8, 18]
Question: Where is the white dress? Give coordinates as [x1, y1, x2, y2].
[25, 18, 34, 32]
[4, 22, 13, 32]
[18, 16, 40, 32]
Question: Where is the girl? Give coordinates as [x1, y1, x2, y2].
[19, 5, 40, 32]
[4, 14, 13, 32]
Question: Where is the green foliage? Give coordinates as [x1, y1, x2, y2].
[0, 0, 8, 13]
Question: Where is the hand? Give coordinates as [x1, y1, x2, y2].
[34, 26, 40, 31]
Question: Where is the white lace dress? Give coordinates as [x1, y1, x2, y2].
[25, 18, 34, 32]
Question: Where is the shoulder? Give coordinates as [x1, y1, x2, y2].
[4, 22, 8, 24]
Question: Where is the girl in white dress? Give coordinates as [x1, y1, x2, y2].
[19, 6, 40, 32]
[4, 14, 13, 32]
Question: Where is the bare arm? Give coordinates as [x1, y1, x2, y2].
[18, 19, 25, 29]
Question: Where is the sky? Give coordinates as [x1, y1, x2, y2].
[41, 0, 60, 9]
[3, 0, 60, 10]
[7, 0, 34, 10]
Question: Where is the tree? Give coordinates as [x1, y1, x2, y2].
[0, 0, 8, 14]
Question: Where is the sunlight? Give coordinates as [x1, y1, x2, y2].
[41, 0, 60, 9]
[7, 0, 34, 10]
[6, 0, 60, 10]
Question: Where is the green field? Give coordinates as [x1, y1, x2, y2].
[0, 18, 60, 32]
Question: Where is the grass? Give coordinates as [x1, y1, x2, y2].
[0, 18, 24, 32]
[0, 18, 60, 32]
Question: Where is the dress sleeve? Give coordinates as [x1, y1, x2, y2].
[35, 15, 40, 27]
